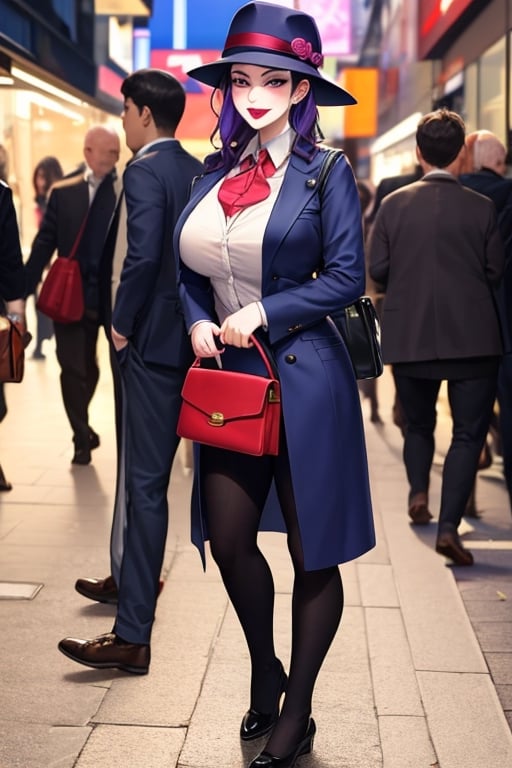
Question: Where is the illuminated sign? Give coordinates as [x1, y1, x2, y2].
[418, 0, 487, 59]
[150, 0, 352, 55]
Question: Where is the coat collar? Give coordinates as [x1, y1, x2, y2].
[421, 170, 460, 184]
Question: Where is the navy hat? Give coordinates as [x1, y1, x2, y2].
[186, 1, 356, 107]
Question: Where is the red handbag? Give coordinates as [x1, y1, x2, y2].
[36, 215, 87, 324]
[0, 316, 25, 383]
[177, 335, 281, 456]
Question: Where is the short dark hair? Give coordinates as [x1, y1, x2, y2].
[121, 69, 186, 133]
[416, 108, 465, 168]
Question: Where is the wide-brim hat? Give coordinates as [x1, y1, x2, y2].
[186, 1, 356, 107]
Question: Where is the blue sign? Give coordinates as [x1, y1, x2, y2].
[149, 0, 241, 50]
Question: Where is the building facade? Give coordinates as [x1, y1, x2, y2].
[367, 0, 512, 183]
[0, 0, 151, 248]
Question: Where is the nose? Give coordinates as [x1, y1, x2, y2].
[248, 86, 263, 102]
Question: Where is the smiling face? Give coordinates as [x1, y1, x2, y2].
[230, 64, 310, 143]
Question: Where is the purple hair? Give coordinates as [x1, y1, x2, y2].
[205, 72, 321, 173]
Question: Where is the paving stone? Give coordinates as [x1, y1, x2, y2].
[486, 653, 512, 684]
[472, 621, 512, 652]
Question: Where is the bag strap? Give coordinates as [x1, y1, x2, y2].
[193, 333, 277, 380]
[68, 211, 89, 261]
[250, 333, 278, 379]
[317, 148, 344, 199]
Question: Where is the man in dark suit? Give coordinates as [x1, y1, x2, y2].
[368, 109, 504, 566]
[460, 130, 512, 513]
[24, 125, 120, 464]
[58, 69, 203, 673]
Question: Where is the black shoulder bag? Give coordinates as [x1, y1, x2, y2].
[317, 148, 383, 380]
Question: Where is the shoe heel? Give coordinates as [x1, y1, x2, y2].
[298, 718, 316, 757]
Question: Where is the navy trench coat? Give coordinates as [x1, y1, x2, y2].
[175, 145, 375, 571]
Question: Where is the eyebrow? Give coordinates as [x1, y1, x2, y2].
[231, 67, 289, 77]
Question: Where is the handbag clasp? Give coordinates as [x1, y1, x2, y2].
[268, 387, 280, 404]
[208, 412, 224, 427]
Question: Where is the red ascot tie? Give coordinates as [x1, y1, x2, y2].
[218, 149, 276, 218]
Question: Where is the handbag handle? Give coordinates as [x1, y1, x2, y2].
[193, 333, 277, 379]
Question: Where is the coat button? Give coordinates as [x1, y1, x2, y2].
[306, 178, 317, 188]
[285, 354, 296, 364]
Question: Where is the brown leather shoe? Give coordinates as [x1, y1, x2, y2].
[58, 633, 150, 674]
[436, 531, 474, 566]
[408, 492, 433, 525]
[75, 575, 118, 604]
[75, 575, 165, 604]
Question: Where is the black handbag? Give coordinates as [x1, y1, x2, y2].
[318, 148, 383, 380]
[327, 297, 383, 380]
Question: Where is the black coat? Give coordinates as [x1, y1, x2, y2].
[0, 181, 25, 301]
[460, 168, 512, 350]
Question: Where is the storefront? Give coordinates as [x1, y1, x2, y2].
[0, 1, 149, 250]
[368, 0, 511, 183]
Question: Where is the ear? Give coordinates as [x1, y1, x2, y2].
[291, 78, 311, 105]
[141, 105, 153, 127]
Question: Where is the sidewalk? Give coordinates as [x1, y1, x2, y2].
[0, 332, 511, 768]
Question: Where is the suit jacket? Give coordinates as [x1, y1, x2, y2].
[112, 139, 203, 367]
[460, 168, 512, 350]
[24, 172, 116, 310]
[368, 173, 505, 364]
[98, 177, 124, 331]
[0, 181, 25, 301]
[175, 145, 376, 571]
[460, 169, 512, 240]
[366, 166, 423, 225]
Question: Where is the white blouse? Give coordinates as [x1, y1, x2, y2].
[179, 128, 294, 325]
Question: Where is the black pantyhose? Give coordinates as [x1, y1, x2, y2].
[202, 445, 344, 759]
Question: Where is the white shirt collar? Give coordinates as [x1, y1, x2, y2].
[423, 169, 455, 179]
[134, 137, 176, 160]
[240, 127, 295, 170]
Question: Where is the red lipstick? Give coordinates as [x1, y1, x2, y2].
[248, 108, 270, 119]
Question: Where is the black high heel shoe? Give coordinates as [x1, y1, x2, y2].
[240, 660, 287, 741]
[248, 718, 316, 767]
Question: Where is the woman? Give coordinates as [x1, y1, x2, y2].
[33, 156, 63, 227]
[176, 3, 375, 766]
[31, 155, 63, 358]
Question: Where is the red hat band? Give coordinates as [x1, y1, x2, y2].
[225, 32, 324, 69]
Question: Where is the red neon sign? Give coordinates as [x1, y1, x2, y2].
[418, 0, 474, 58]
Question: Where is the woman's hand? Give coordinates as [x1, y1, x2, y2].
[191, 321, 223, 357]
[220, 303, 262, 347]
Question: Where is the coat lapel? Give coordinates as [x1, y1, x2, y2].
[176, 150, 327, 286]
[261, 151, 324, 287]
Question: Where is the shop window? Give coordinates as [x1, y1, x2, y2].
[479, 36, 506, 142]
[464, 63, 478, 134]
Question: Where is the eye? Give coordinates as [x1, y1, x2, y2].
[231, 75, 249, 87]
[265, 78, 288, 88]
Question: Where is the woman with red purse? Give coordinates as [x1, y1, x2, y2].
[176, 4, 375, 766]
